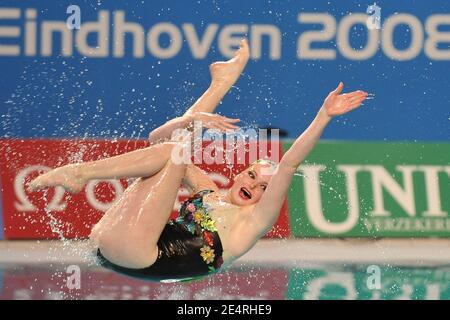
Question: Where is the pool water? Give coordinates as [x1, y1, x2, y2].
[1, 262, 449, 300]
[1, 239, 449, 300]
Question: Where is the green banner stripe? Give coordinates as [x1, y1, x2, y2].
[287, 266, 450, 300]
[283, 142, 450, 237]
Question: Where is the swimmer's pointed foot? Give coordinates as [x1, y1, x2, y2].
[209, 39, 250, 87]
[28, 164, 86, 194]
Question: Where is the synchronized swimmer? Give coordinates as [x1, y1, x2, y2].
[29, 40, 368, 282]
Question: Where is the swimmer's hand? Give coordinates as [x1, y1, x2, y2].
[149, 112, 240, 144]
[320, 82, 368, 119]
[186, 112, 240, 132]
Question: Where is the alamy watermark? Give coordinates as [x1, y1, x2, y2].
[366, 3, 381, 30]
[169, 121, 280, 173]
[66, 4, 381, 32]
[66, 5, 81, 30]
[366, 265, 381, 290]
[66, 265, 81, 290]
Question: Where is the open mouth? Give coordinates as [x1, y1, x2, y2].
[239, 187, 252, 200]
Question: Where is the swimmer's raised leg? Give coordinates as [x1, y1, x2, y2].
[28, 142, 180, 193]
[29, 41, 251, 192]
[91, 156, 187, 268]
[148, 39, 250, 143]
[185, 39, 250, 115]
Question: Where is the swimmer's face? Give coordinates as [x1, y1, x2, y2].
[229, 163, 274, 206]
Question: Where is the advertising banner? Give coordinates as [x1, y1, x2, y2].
[287, 265, 450, 300]
[285, 141, 450, 237]
[0, 138, 289, 239]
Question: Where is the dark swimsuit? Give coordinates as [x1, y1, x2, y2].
[96, 190, 224, 282]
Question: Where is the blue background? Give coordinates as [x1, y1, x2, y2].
[0, 0, 449, 141]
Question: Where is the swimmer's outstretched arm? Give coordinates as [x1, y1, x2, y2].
[231, 83, 368, 255]
[148, 39, 250, 144]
